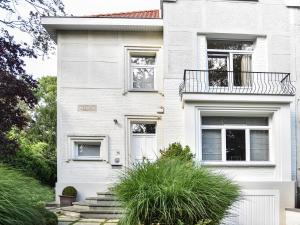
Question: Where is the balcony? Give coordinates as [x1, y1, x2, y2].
[179, 70, 296, 96]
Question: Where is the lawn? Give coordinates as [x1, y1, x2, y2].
[0, 164, 56, 225]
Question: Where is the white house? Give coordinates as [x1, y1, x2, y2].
[42, 0, 300, 224]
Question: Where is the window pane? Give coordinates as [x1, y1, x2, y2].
[233, 54, 252, 86]
[207, 40, 254, 51]
[202, 129, 222, 160]
[202, 117, 223, 125]
[77, 143, 101, 157]
[132, 68, 154, 89]
[132, 123, 156, 134]
[131, 56, 155, 65]
[208, 54, 228, 87]
[226, 130, 245, 161]
[250, 130, 269, 161]
[202, 117, 268, 126]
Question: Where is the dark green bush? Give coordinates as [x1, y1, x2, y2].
[3, 129, 56, 186]
[38, 206, 58, 225]
[113, 158, 240, 225]
[62, 186, 77, 197]
[159, 142, 194, 162]
[0, 164, 55, 225]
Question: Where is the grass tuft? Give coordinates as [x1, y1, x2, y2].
[0, 164, 55, 225]
[113, 159, 240, 225]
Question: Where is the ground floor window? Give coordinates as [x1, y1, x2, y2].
[69, 136, 108, 161]
[201, 116, 269, 162]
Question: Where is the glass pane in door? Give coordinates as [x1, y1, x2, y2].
[208, 54, 229, 87]
[233, 54, 252, 86]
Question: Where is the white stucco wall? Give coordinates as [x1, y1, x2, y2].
[162, 0, 298, 224]
[56, 30, 164, 200]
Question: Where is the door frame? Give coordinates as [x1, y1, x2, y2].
[125, 115, 160, 168]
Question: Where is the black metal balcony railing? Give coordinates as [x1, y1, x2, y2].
[179, 70, 296, 96]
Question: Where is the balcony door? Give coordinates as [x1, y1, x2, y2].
[207, 40, 253, 90]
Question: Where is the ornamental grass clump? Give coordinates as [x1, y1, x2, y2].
[0, 164, 56, 225]
[113, 145, 240, 225]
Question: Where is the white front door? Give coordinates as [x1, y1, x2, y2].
[130, 122, 157, 163]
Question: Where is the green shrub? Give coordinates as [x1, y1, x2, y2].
[0, 164, 55, 225]
[62, 186, 77, 197]
[3, 129, 56, 186]
[159, 142, 194, 162]
[38, 206, 58, 225]
[113, 158, 240, 225]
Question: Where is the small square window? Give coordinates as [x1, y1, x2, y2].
[75, 142, 101, 158]
[69, 136, 108, 161]
[130, 54, 156, 91]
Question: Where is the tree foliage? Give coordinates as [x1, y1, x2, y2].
[0, 32, 38, 155]
[29, 76, 57, 161]
[0, 0, 63, 156]
[0, 0, 65, 54]
[2, 76, 57, 186]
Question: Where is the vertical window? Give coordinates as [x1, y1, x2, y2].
[130, 54, 156, 90]
[207, 40, 254, 87]
[201, 116, 269, 162]
[226, 129, 245, 161]
[202, 129, 222, 160]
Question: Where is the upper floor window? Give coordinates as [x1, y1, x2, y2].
[207, 40, 254, 87]
[130, 54, 156, 91]
[201, 116, 269, 162]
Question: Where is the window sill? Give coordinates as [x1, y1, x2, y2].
[70, 158, 105, 162]
[128, 89, 159, 93]
[200, 161, 276, 167]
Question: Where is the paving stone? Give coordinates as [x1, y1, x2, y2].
[58, 222, 73, 225]
[79, 218, 106, 223]
[106, 219, 119, 223]
[75, 223, 101, 225]
[58, 216, 79, 222]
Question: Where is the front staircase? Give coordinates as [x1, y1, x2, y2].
[60, 192, 123, 219]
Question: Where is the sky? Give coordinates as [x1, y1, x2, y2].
[24, 0, 161, 78]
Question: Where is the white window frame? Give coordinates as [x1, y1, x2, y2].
[130, 53, 156, 91]
[201, 117, 271, 163]
[125, 47, 160, 92]
[207, 40, 254, 89]
[68, 136, 108, 161]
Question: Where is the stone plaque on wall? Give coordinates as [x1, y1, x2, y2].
[77, 105, 97, 112]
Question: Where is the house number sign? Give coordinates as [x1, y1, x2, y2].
[78, 105, 97, 112]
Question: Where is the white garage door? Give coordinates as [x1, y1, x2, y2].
[222, 190, 280, 225]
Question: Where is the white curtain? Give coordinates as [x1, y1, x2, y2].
[241, 55, 252, 86]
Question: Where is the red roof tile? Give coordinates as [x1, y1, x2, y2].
[89, 9, 160, 19]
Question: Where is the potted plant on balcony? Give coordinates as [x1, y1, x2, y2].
[59, 186, 77, 207]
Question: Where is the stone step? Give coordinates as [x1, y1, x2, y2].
[97, 192, 115, 198]
[60, 206, 123, 219]
[73, 201, 122, 211]
[80, 212, 122, 219]
[74, 200, 121, 207]
[86, 196, 119, 203]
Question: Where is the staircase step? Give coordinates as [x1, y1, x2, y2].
[97, 192, 115, 198]
[86, 196, 119, 202]
[73, 201, 122, 211]
[60, 191, 123, 219]
[80, 212, 122, 219]
[61, 206, 123, 217]
[73, 201, 122, 207]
